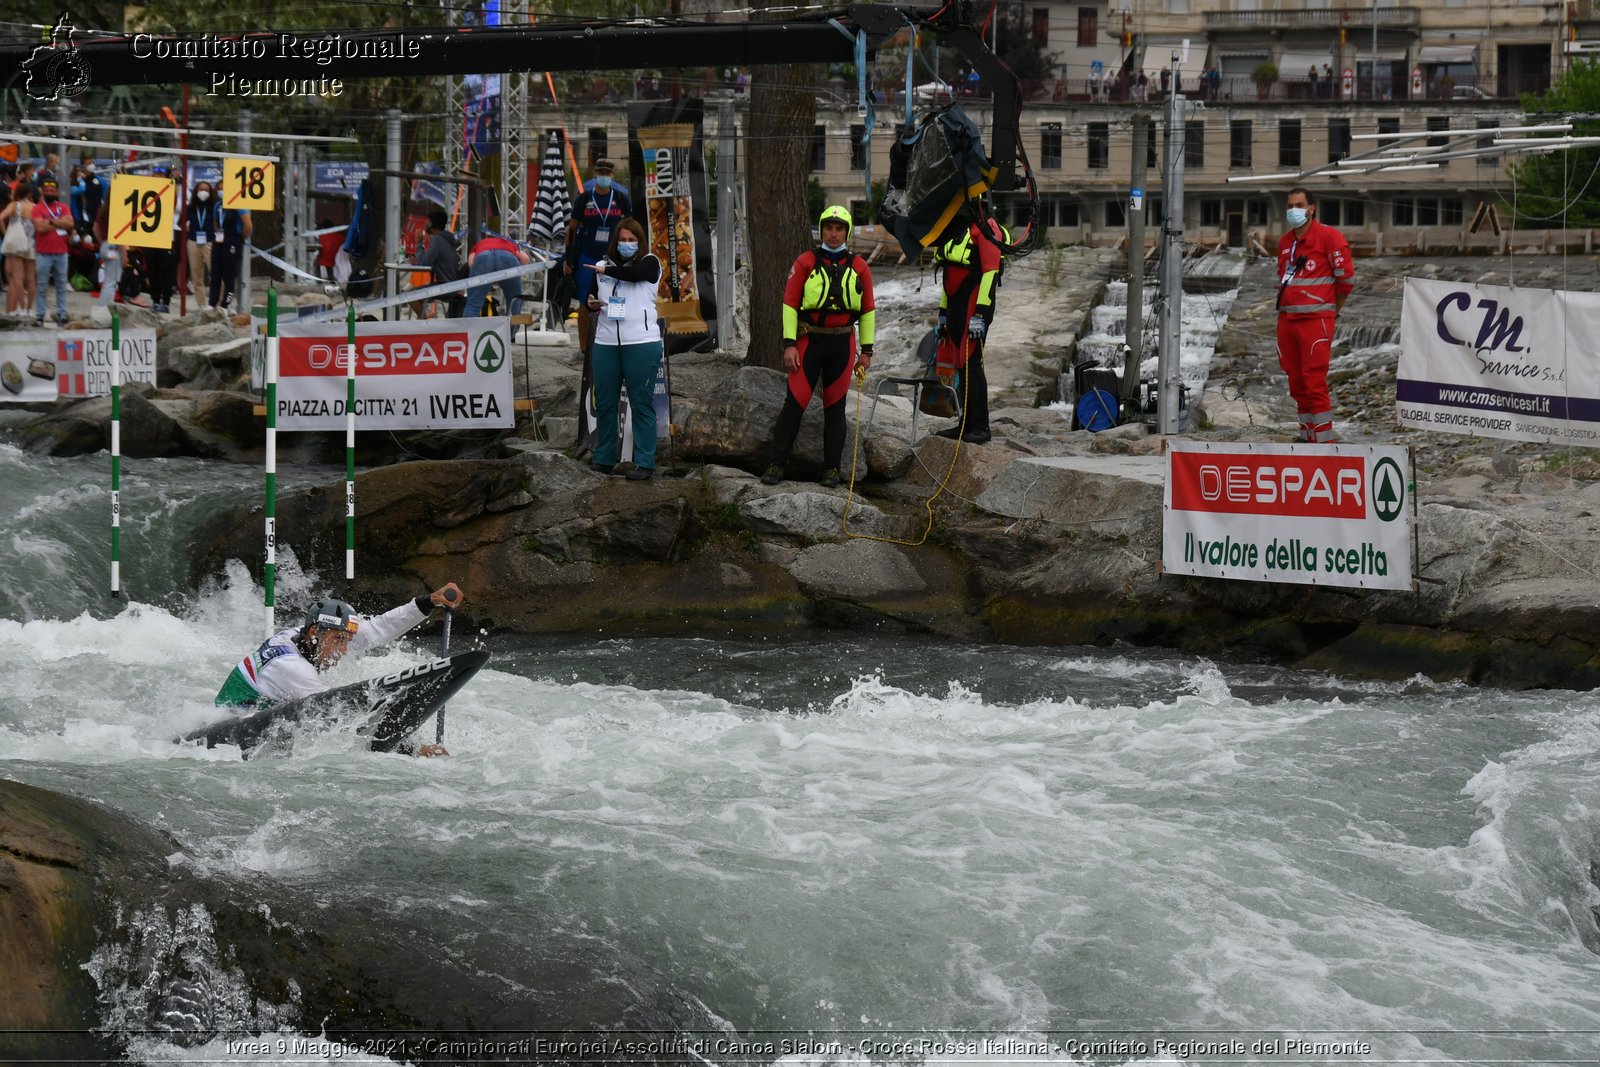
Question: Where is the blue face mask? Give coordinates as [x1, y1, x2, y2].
[822, 241, 847, 253]
[1286, 207, 1310, 228]
[617, 241, 639, 257]
[595, 176, 612, 191]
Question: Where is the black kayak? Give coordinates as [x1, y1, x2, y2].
[181, 649, 490, 754]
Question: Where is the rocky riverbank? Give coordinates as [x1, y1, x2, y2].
[7, 250, 1600, 689]
[0, 779, 721, 1060]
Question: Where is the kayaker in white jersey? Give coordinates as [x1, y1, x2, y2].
[214, 583, 464, 756]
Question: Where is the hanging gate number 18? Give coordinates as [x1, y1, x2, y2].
[223, 158, 276, 210]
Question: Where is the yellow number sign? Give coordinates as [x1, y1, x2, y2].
[223, 158, 275, 211]
[107, 173, 176, 250]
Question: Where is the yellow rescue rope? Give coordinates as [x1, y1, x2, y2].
[841, 333, 972, 546]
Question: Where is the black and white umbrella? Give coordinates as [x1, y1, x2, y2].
[527, 131, 571, 245]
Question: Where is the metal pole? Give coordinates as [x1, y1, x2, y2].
[56, 98, 68, 179]
[345, 303, 357, 582]
[1158, 58, 1186, 436]
[238, 109, 253, 309]
[1123, 112, 1147, 407]
[110, 309, 121, 598]
[715, 95, 736, 351]
[283, 141, 298, 276]
[386, 109, 403, 321]
[264, 286, 278, 635]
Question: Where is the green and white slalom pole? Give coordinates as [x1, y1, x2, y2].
[110, 309, 121, 598]
[264, 287, 279, 635]
[344, 302, 357, 581]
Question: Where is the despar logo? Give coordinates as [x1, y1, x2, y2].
[23, 12, 92, 101]
[1370, 457, 1406, 522]
[1434, 291, 1527, 354]
[473, 330, 505, 373]
[1169, 451, 1366, 519]
[279, 333, 470, 376]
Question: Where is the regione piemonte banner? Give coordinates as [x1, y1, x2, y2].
[1398, 277, 1600, 446]
[0, 329, 157, 402]
[1162, 440, 1415, 591]
[270, 318, 513, 431]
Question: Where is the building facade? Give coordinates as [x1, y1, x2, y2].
[540, 0, 1579, 250]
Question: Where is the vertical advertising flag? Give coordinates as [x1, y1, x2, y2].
[628, 98, 717, 349]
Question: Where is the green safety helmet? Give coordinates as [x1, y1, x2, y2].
[818, 204, 853, 241]
[304, 597, 360, 636]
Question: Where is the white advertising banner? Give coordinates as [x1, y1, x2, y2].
[1398, 277, 1599, 445]
[0, 329, 158, 402]
[1163, 440, 1415, 591]
[269, 318, 513, 431]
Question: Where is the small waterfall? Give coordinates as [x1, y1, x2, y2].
[1337, 322, 1402, 349]
[1063, 266, 1242, 415]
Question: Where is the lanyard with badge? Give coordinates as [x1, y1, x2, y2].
[589, 187, 616, 245]
[1277, 236, 1303, 310]
[604, 271, 627, 320]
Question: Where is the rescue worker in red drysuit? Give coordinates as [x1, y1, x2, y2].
[761, 205, 876, 488]
[1276, 186, 1354, 443]
[933, 216, 1008, 444]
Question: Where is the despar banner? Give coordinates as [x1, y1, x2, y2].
[628, 98, 716, 349]
[1397, 277, 1600, 445]
[272, 318, 513, 431]
[0, 329, 156, 402]
[1162, 440, 1415, 591]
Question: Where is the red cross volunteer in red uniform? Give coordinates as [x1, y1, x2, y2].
[1276, 187, 1353, 444]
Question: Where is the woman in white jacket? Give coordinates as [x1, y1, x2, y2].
[585, 217, 664, 479]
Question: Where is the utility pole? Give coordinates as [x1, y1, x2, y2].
[1157, 55, 1187, 436]
[385, 108, 402, 320]
[238, 109, 252, 308]
[715, 94, 737, 352]
[1123, 111, 1147, 409]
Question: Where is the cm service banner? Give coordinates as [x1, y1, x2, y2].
[1163, 441, 1414, 591]
[1398, 277, 1600, 445]
[271, 318, 512, 431]
[0, 329, 157, 402]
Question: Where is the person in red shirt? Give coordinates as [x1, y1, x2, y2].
[462, 230, 531, 317]
[32, 176, 75, 326]
[315, 217, 345, 281]
[1276, 187, 1354, 443]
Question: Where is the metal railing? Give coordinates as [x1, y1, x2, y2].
[1204, 7, 1420, 31]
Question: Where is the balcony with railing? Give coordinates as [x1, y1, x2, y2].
[1204, 7, 1420, 32]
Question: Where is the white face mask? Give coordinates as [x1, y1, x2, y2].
[197, 190, 210, 201]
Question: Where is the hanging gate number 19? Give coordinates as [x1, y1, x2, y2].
[107, 173, 177, 250]
[223, 158, 276, 210]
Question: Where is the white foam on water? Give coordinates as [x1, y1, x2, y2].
[4, 562, 1600, 1061]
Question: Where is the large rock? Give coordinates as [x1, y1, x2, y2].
[160, 322, 242, 384]
[0, 779, 722, 1062]
[13, 386, 181, 457]
[676, 365, 876, 476]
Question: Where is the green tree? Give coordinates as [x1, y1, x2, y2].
[1507, 58, 1600, 227]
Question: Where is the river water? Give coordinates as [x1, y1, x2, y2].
[2, 441, 1599, 1064]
